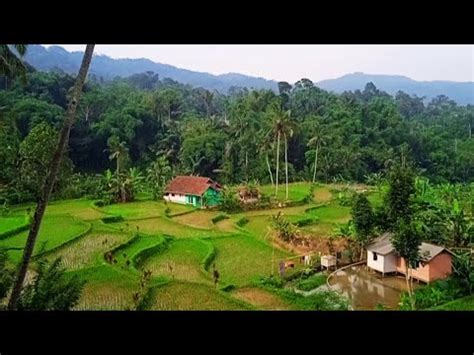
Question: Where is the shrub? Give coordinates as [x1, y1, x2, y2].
[236, 217, 249, 227]
[211, 213, 229, 224]
[295, 273, 327, 291]
[256, 275, 285, 289]
[220, 284, 236, 292]
[101, 215, 124, 224]
[294, 217, 317, 227]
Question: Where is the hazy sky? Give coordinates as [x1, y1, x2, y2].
[45, 45, 474, 83]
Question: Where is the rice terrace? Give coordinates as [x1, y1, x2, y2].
[1, 183, 362, 310]
[0, 44, 473, 312]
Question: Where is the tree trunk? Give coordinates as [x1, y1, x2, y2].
[285, 133, 289, 200]
[245, 151, 248, 183]
[312, 144, 319, 183]
[275, 132, 280, 197]
[404, 260, 414, 310]
[266, 154, 274, 186]
[7, 44, 95, 310]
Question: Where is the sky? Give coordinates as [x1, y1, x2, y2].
[45, 45, 474, 83]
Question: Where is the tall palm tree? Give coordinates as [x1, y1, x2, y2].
[307, 124, 326, 183]
[283, 122, 294, 200]
[8, 45, 95, 310]
[108, 140, 129, 176]
[269, 103, 292, 198]
[257, 131, 274, 187]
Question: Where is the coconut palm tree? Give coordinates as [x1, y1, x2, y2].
[307, 124, 326, 183]
[268, 103, 292, 198]
[8, 45, 95, 310]
[258, 131, 275, 187]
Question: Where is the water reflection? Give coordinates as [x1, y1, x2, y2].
[329, 266, 413, 310]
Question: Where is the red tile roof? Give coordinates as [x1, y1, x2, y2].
[164, 176, 221, 196]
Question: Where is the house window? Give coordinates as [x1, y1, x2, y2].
[373, 252, 378, 261]
[171, 193, 175, 197]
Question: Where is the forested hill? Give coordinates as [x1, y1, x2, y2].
[24, 46, 473, 104]
[317, 72, 474, 105]
[24, 45, 278, 93]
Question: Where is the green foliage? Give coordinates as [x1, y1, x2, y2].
[219, 186, 241, 213]
[17, 257, 86, 311]
[351, 193, 375, 248]
[17, 122, 72, 200]
[271, 211, 295, 242]
[399, 278, 467, 310]
[101, 215, 124, 224]
[146, 154, 172, 200]
[211, 213, 229, 224]
[236, 217, 249, 227]
[0, 248, 14, 302]
[452, 251, 474, 294]
[384, 162, 416, 228]
[293, 217, 318, 227]
[391, 220, 422, 269]
[295, 273, 327, 291]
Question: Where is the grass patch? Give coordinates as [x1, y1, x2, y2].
[231, 287, 294, 310]
[0, 215, 90, 263]
[46, 232, 132, 270]
[100, 200, 192, 219]
[150, 281, 250, 310]
[209, 235, 295, 287]
[429, 295, 474, 310]
[142, 239, 212, 283]
[172, 210, 220, 229]
[115, 217, 226, 239]
[71, 265, 137, 310]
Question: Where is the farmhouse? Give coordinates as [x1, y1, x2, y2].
[366, 232, 454, 283]
[163, 176, 221, 208]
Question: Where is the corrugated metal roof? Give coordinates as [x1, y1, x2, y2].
[366, 232, 394, 255]
[367, 232, 452, 261]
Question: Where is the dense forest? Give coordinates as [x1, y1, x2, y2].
[0, 69, 473, 205]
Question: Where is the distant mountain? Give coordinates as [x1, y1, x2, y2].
[24, 46, 473, 104]
[316, 72, 474, 105]
[24, 45, 278, 93]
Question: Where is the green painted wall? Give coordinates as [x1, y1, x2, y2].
[203, 188, 220, 207]
[183, 188, 220, 208]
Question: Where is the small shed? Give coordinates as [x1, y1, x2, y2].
[321, 255, 337, 270]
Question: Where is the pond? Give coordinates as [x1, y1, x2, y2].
[328, 265, 416, 310]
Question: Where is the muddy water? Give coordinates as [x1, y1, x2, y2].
[329, 266, 415, 310]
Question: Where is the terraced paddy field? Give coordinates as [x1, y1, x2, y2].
[0, 182, 380, 310]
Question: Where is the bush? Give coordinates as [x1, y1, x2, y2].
[295, 273, 327, 291]
[294, 217, 317, 227]
[236, 217, 249, 227]
[101, 215, 124, 224]
[211, 213, 229, 224]
[220, 284, 236, 292]
[256, 275, 285, 289]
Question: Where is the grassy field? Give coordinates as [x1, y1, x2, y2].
[0, 182, 391, 310]
[429, 295, 474, 310]
[0, 215, 29, 235]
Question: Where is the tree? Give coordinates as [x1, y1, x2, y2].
[391, 220, 421, 310]
[146, 154, 172, 200]
[351, 193, 375, 260]
[268, 102, 292, 198]
[307, 124, 326, 183]
[8, 44, 95, 310]
[0, 44, 27, 87]
[384, 161, 416, 229]
[18, 122, 73, 199]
